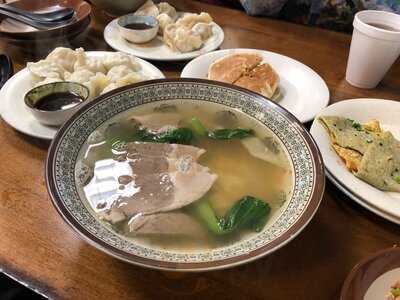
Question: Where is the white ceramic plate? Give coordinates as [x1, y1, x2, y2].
[326, 170, 400, 225]
[180, 48, 330, 123]
[104, 18, 224, 61]
[0, 51, 165, 140]
[310, 99, 400, 220]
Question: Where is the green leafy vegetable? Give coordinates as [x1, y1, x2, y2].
[188, 196, 271, 235]
[352, 122, 362, 131]
[189, 117, 207, 137]
[394, 175, 400, 184]
[104, 122, 138, 150]
[347, 118, 363, 131]
[208, 128, 254, 140]
[136, 128, 194, 145]
[187, 199, 224, 235]
[392, 288, 400, 297]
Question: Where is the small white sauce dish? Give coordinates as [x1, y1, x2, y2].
[117, 15, 159, 44]
[24, 82, 89, 127]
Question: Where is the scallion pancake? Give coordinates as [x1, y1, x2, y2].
[356, 132, 400, 192]
[319, 116, 400, 192]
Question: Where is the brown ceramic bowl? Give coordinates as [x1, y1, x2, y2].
[341, 247, 400, 300]
[0, 0, 91, 40]
[46, 78, 325, 271]
[88, 0, 146, 16]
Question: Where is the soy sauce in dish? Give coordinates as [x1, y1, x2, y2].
[123, 23, 154, 30]
[34, 92, 83, 111]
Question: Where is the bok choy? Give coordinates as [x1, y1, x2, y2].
[188, 196, 271, 235]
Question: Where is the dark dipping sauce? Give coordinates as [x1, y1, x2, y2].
[34, 92, 83, 111]
[123, 23, 154, 30]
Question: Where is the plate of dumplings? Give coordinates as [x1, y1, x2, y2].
[0, 47, 164, 140]
[103, 1, 225, 61]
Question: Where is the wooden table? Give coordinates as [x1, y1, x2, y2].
[1, 2, 400, 299]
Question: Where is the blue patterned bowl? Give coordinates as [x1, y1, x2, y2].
[46, 79, 325, 271]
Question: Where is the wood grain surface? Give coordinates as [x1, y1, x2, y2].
[0, 1, 400, 299]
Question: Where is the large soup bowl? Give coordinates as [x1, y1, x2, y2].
[46, 79, 325, 271]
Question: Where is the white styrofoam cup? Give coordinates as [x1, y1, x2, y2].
[346, 10, 400, 89]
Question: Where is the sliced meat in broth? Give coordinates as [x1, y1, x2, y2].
[91, 142, 217, 223]
[132, 113, 182, 133]
[128, 212, 207, 236]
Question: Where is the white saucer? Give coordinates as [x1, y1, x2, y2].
[0, 51, 165, 140]
[327, 170, 400, 225]
[310, 98, 400, 221]
[104, 18, 224, 61]
[180, 48, 330, 123]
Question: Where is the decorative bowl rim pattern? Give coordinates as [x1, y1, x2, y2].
[46, 78, 325, 271]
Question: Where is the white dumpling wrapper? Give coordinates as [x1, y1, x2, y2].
[102, 52, 141, 72]
[74, 48, 106, 74]
[134, 0, 159, 17]
[101, 82, 120, 95]
[75, 57, 106, 74]
[176, 12, 213, 29]
[158, 2, 177, 20]
[106, 65, 133, 83]
[164, 24, 203, 53]
[101, 73, 146, 95]
[46, 47, 81, 73]
[27, 60, 66, 79]
[157, 13, 174, 34]
[192, 22, 212, 40]
[175, 28, 203, 52]
[64, 69, 95, 84]
[115, 72, 145, 86]
[84, 73, 110, 99]
[34, 76, 63, 87]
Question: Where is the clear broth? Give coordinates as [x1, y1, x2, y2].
[76, 101, 293, 251]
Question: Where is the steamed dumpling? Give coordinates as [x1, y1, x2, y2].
[74, 48, 106, 74]
[162, 12, 214, 53]
[174, 28, 202, 52]
[101, 82, 120, 95]
[84, 73, 110, 99]
[27, 60, 66, 79]
[176, 12, 212, 28]
[134, 0, 159, 17]
[158, 2, 177, 20]
[27, 48, 148, 100]
[101, 73, 146, 95]
[34, 76, 62, 87]
[106, 65, 132, 82]
[75, 57, 106, 74]
[157, 13, 174, 34]
[102, 52, 141, 72]
[64, 69, 95, 84]
[164, 24, 202, 53]
[46, 47, 80, 72]
[116, 72, 145, 85]
[192, 22, 212, 40]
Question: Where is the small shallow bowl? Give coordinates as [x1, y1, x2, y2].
[117, 15, 158, 44]
[24, 81, 89, 127]
[46, 78, 325, 271]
